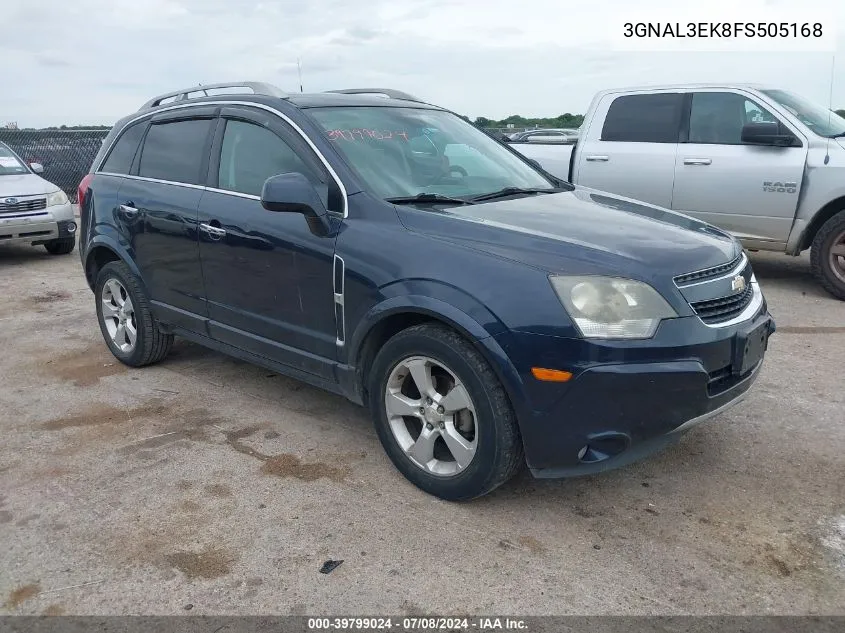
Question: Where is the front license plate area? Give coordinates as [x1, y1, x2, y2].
[735, 320, 769, 376]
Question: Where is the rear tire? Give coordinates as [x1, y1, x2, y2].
[810, 210, 845, 300]
[368, 323, 524, 501]
[44, 237, 75, 255]
[95, 261, 173, 367]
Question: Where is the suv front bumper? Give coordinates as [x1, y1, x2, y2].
[0, 202, 76, 246]
[495, 305, 775, 477]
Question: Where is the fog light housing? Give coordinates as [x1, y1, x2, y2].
[66, 222, 77, 233]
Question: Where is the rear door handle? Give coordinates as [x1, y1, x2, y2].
[119, 203, 139, 216]
[200, 222, 227, 238]
[585, 155, 609, 162]
[683, 158, 712, 165]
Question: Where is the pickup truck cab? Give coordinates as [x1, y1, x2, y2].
[512, 84, 845, 299]
[78, 82, 774, 500]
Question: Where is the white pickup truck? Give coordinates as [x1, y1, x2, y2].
[511, 84, 845, 299]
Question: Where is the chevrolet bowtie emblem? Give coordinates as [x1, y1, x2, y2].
[732, 275, 746, 293]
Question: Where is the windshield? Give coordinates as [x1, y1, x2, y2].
[307, 107, 557, 200]
[761, 89, 845, 137]
[0, 143, 28, 176]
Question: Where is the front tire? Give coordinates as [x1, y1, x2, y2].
[94, 261, 173, 367]
[811, 210, 845, 300]
[368, 323, 524, 501]
[44, 237, 75, 255]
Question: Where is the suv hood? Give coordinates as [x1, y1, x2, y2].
[397, 186, 740, 280]
[0, 173, 57, 197]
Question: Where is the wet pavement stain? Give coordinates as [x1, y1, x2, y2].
[5, 583, 40, 608]
[42, 344, 127, 387]
[29, 290, 71, 304]
[516, 535, 546, 554]
[42, 604, 65, 616]
[165, 546, 234, 579]
[41, 401, 169, 431]
[261, 454, 350, 482]
[204, 483, 232, 498]
[225, 426, 355, 482]
[179, 500, 202, 512]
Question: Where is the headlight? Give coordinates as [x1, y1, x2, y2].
[549, 275, 677, 339]
[46, 190, 69, 207]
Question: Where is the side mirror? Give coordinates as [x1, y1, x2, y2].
[261, 172, 333, 236]
[741, 121, 796, 147]
[261, 172, 327, 216]
[30, 162, 44, 174]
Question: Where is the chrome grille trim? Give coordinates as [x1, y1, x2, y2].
[673, 253, 747, 287]
[691, 282, 754, 324]
[0, 197, 47, 214]
[674, 252, 763, 328]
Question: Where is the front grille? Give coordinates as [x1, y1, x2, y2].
[0, 198, 47, 214]
[690, 282, 754, 324]
[674, 254, 743, 286]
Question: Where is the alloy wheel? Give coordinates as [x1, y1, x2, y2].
[101, 278, 137, 353]
[384, 355, 478, 477]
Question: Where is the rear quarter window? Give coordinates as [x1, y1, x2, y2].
[601, 93, 684, 143]
[101, 121, 146, 174]
[138, 119, 213, 185]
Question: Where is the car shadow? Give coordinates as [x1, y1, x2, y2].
[0, 244, 58, 264]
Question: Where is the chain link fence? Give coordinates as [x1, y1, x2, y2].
[0, 129, 111, 202]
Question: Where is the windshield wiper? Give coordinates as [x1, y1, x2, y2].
[469, 187, 561, 203]
[828, 131, 845, 138]
[386, 193, 475, 206]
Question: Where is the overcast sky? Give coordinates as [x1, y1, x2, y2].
[1, 0, 843, 127]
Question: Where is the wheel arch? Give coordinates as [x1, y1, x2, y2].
[796, 195, 845, 253]
[84, 236, 143, 293]
[345, 295, 529, 424]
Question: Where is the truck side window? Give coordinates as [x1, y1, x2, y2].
[689, 92, 778, 145]
[601, 94, 683, 143]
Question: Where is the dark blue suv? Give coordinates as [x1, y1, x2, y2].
[78, 82, 775, 500]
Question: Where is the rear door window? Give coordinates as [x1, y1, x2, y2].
[601, 93, 684, 143]
[101, 122, 146, 174]
[139, 119, 212, 185]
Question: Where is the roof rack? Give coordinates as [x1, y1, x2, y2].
[326, 88, 424, 103]
[140, 81, 288, 110]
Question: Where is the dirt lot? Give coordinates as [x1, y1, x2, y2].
[0, 243, 843, 616]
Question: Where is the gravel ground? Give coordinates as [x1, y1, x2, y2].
[0, 244, 843, 616]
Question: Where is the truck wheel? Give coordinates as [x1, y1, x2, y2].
[94, 261, 173, 367]
[43, 237, 75, 255]
[368, 323, 524, 501]
[811, 211, 845, 300]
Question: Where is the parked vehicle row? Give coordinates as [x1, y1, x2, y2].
[511, 84, 845, 300]
[76, 82, 774, 500]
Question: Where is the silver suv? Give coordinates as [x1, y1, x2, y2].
[0, 141, 77, 254]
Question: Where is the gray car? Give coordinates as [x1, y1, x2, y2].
[0, 141, 77, 254]
[508, 128, 579, 143]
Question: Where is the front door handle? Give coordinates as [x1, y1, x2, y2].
[200, 222, 227, 238]
[683, 158, 712, 165]
[119, 203, 139, 216]
[585, 155, 609, 162]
